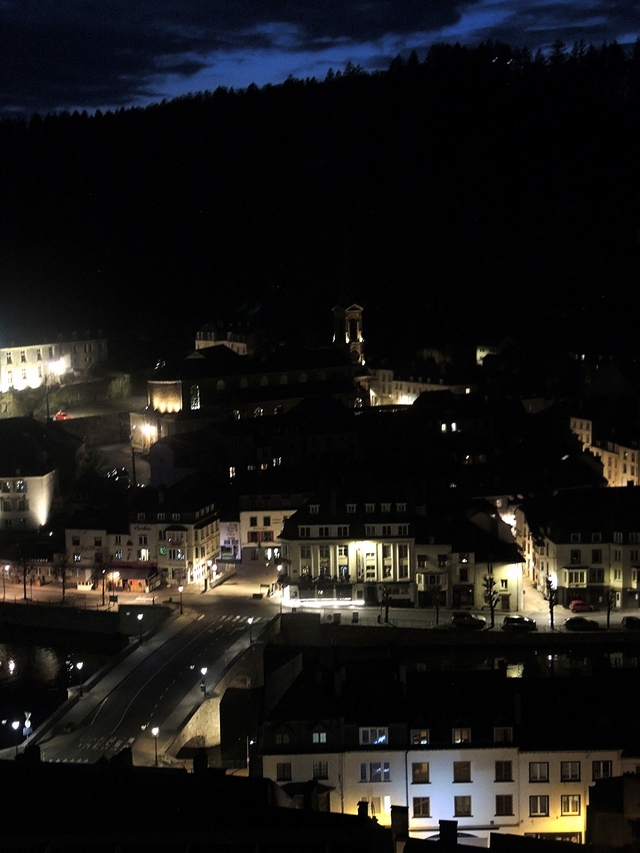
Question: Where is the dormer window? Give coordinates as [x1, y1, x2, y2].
[346, 504, 357, 513]
[381, 503, 391, 513]
[309, 505, 320, 515]
[360, 727, 388, 746]
[396, 503, 407, 513]
[411, 729, 430, 745]
[365, 504, 375, 513]
[494, 727, 513, 743]
[452, 728, 470, 744]
[312, 731, 327, 744]
[570, 533, 581, 543]
[591, 533, 602, 543]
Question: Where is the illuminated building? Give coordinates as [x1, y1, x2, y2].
[279, 492, 523, 610]
[135, 307, 370, 451]
[0, 333, 107, 392]
[569, 417, 639, 488]
[515, 487, 640, 608]
[259, 656, 639, 842]
[368, 369, 475, 407]
[0, 418, 80, 531]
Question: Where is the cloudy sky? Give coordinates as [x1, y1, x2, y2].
[1, 0, 639, 117]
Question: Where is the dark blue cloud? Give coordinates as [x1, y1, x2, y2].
[0, 0, 637, 116]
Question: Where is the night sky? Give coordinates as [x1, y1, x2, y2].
[1, 0, 639, 117]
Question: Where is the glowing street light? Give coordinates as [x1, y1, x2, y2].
[137, 613, 143, 643]
[151, 726, 160, 766]
[11, 720, 19, 757]
[76, 661, 84, 697]
[178, 585, 184, 615]
[200, 666, 207, 697]
[248, 617, 254, 645]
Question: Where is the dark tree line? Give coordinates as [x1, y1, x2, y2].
[0, 39, 638, 367]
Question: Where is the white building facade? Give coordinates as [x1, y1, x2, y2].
[263, 743, 627, 843]
[0, 335, 108, 392]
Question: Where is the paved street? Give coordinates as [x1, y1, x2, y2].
[3, 565, 637, 768]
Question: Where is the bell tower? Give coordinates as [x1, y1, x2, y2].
[333, 304, 365, 365]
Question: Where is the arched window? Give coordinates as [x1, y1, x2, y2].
[254, 406, 264, 418]
[216, 379, 226, 391]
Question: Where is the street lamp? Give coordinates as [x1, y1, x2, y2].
[76, 661, 84, 697]
[151, 726, 159, 766]
[248, 617, 254, 645]
[200, 666, 207, 697]
[178, 585, 183, 615]
[11, 720, 19, 757]
[137, 613, 143, 643]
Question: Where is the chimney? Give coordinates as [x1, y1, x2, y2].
[391, 805, 409, 847]
[358, 800, 369, 819]
[439, 820, 458, 850]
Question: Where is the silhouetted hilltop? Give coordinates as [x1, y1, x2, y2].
[0, 40, 638, 367]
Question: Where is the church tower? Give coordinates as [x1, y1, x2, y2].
[332, 304, 365, 365]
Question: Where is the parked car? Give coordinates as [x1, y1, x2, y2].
[564, 616, 599, 631]
[451, 611, 486, 630]
[621, 616, 640, 631]
[569, 599, 595, 612]
[501, 615, 537, 632]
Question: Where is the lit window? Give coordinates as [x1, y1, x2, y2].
[360, 761, 391, 783]
[411, 729, 429, 745]
[561, 795, 581, 816]
[359, 727, 388, 746]
[452, 728, 470, 744]
[312, 731, 327, 744]
[412, 762, 430, 784]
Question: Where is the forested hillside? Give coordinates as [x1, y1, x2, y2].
[1, 40, 639, 366]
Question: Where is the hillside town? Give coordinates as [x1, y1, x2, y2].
[2, 304, 640, 847]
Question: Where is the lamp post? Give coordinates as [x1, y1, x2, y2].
[76, 661, 84, 697]
[137, 613, 143, 643]
[151, 726, 159, 766]
[178, 585, 183, 615]
[11, 720, 19, 757]
[200, 666, 207, 697]
[247, 617, 254, 645]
